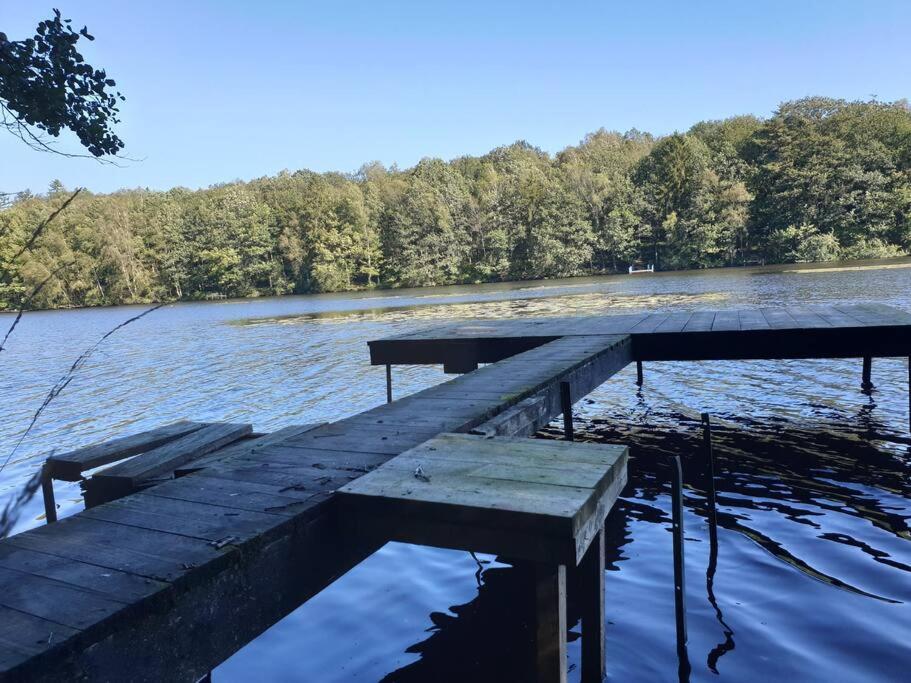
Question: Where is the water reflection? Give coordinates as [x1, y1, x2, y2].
[374, 407, 910, 681]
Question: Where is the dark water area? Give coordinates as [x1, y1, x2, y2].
[1, 258, 910, 681]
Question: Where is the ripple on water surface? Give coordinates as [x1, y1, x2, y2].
[0, 260, 910, 681]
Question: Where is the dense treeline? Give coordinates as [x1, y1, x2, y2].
[2, 96, 910, 310]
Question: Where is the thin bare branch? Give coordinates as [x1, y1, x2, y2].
[0, 302, 167, 478]
[0, 104, 135, 166]
[11, 188, 83, 261]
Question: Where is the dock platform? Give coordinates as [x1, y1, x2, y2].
[0, 304, 909, 681]
[341, 433, 628, 682]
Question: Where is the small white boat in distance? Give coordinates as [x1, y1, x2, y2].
[628, 263, 655, 274]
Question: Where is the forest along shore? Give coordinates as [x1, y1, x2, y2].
[2, 96, 910, 312]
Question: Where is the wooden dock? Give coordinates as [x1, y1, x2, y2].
[369, 303, 911, 367]
[0, 304, 909, 681]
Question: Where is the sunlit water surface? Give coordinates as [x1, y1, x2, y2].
[1, 259, 910, 681]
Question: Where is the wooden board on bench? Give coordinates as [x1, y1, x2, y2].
[45, 420, 208, 482]
[83, 422, 252, 506]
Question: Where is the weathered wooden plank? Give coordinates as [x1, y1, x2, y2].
[654, 311, 694, 333]
[0, 566, 128, 631]
[173, 465, 344, 500]
[377, 454, 616, 491]
[341, 470, 586, 533]
[81, 493, 288, 544]
[95, 423, 253, 485]
[711, 310, 741, 331]
[469, 395, 549, 437]
[393, 434, 627, 467]
[139, 474, 328, 517]
[738, 309, 770, 330]
[682, 311, 715, 332]
[759, 308, 798, 329]
[630, 313, 671, 333]
[0, 606, 78, 672]
[811, 305, 865, 327]
[175, 423, 326, 476]
[834, 303, 909, 325]
[277, 427, 442, 456]
[0, 544, 166, 604]
[786, 305, 830, 328]
[592, 313, 649, 333]
[4, 516, 225, 583]
[223, 444, 388, 469]
[85, 423, 252, 505]
[45, 421, 207, 482]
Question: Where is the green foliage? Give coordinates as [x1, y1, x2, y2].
[0, 10, 123, 156]
[2, 96, 910, 310]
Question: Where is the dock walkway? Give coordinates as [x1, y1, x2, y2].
[0, 334, 631, 681]
[1, 304, 909, 681]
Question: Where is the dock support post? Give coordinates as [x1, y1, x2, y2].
[908, 357, 910, 433]
[862, 356, 873, 391]
[385, 364, 392, 404]
[560, 382, 574, 442]
[636, 361, 643, 387]
[701, 413, 717, 533]
[534, 563, 567, 683]
[40, 464, 57, 524]
[670, 456, 687, 649]
[580, 528, 606, 683]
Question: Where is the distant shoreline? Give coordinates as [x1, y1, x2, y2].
[4, 255, 909, 315]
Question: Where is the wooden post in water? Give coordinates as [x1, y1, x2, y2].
[580, 527, 606, 683]
[385, 364, 392, 404]
[534, 563, 567, 683]
[701, 413, 717, 533]
[862, 356, 873, 391]
[40, 464, 57, 524]
[636, 361, 643, 387]
[560, 381, 574, 441]
[670, 456, 687, 648]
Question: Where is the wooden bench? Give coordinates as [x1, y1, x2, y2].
[40, 420, 256, 521]
[339, 433, 629, 683]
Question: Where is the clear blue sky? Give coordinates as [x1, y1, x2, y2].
[2, 0, 909, 195]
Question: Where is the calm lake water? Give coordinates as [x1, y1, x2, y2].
[1, 258, 910, 681]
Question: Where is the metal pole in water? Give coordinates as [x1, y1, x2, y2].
[385, 364, 392, 404]
[636, 361, 644, 387]
[560, 381, 574, 441]
[670, 455, 687, 648]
